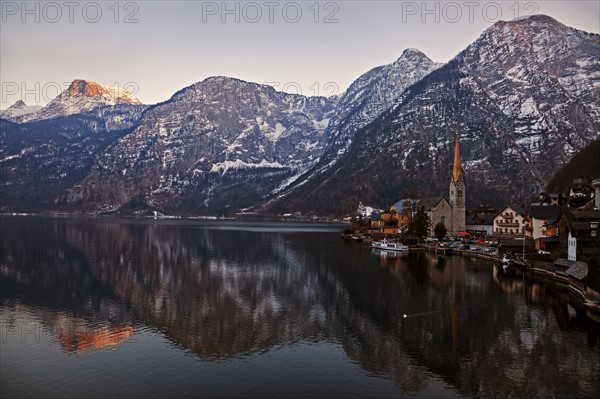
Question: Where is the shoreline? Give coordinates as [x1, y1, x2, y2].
[0, 212, 350, 225]
[415, 244, 600, 316]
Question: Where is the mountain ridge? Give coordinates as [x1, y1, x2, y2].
[1, 14, 598, 216]
[260, 14, 600, 215]
[1, 79, 143, 124]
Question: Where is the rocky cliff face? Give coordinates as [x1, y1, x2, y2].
[296, 49, 442, 179]
[66, 77, 337, 214]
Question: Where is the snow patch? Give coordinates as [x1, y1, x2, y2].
[210, 159, 286, 174]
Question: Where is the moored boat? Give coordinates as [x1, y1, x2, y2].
[372, 238, 409, 252]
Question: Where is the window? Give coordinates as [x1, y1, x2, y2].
[458, 190, 462, 196]
[441, 216, 445, 225]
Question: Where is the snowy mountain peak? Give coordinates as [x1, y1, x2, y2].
[10, 100, 27, 109]
[0, 100, 43, 120]
[480, 13, 592, 46]
[399, 48, 429, 60]
[497, 14, 560, 28]
[284, 47, 442, 186]
[265, 14, 600, 215]
[64, 79, 142, 105]
[11, 79, 144, 123]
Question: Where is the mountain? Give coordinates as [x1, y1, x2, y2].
[270, 48, 442, 196]
[65, 77, 337, 214]
[264, 15, 600, 215]
[546, 139, 600, 193]
[0, 100, 43, 120]
[0, 114, 138, 212]
[2, 15, 599, 217]
[12, 79, 143, 123]
[0, 81, 147, 213]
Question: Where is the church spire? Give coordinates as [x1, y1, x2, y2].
[452, 133, 463, 183]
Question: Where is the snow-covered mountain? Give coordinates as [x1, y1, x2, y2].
[2, 15, 599, 216]
[320, 48, 441, 162]
[266, 15, 600, 215]
[271, 48, 441, 195]
[0, 100, 43, 120]
[65, 77, 337, 214]
[11, 79, 143, 123]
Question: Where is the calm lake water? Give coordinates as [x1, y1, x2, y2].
[1, 216, 599, 398]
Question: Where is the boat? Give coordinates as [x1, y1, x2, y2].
[372, 238, 409, 252]
[351, 235, 365, 242]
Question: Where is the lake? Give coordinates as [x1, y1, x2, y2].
[1, 216, 599, 398]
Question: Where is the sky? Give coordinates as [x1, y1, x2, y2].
[1, 0, 599, 108]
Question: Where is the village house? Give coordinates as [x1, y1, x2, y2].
[530, 192, 566, 206]
[526, 205, 562, 239]
[493, 205, 526, 236]
[560, 209, 600, 262]
[378, 211, 402, 235]
[567, 179, 595, 208]
[371, 202, 411, 235]
[466, 208, 496, 237]
[524, 205, 561, 253]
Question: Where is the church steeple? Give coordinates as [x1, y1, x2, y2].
[449, 132, 466, 235]
[452, 133, 463, 183]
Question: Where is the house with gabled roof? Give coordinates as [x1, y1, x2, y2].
[466, 210, 496, 236]
[527, 205, 562, 240]
[493, 205, 526, 236]
[560, 209, 600, 262]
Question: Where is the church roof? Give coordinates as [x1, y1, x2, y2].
[418, 197, 446, 210]
[452, 133, 463, 183]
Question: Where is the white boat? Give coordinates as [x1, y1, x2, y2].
[372, 238, 409, 252]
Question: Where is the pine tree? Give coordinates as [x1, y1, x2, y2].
[408, 206, 430, 239]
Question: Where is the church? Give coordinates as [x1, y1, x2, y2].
[414, 134, 466, 236]
[387, 134, 467, 237]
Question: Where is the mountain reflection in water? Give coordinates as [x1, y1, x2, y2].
[1, 216, 599, 398]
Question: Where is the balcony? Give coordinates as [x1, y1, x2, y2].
[496, 221, 520, 228]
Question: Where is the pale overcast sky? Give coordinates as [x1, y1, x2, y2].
[1, 0, 599, 108]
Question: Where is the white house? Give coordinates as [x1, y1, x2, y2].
[568, 231, 577, 261]
[493, 205, 526, 236]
